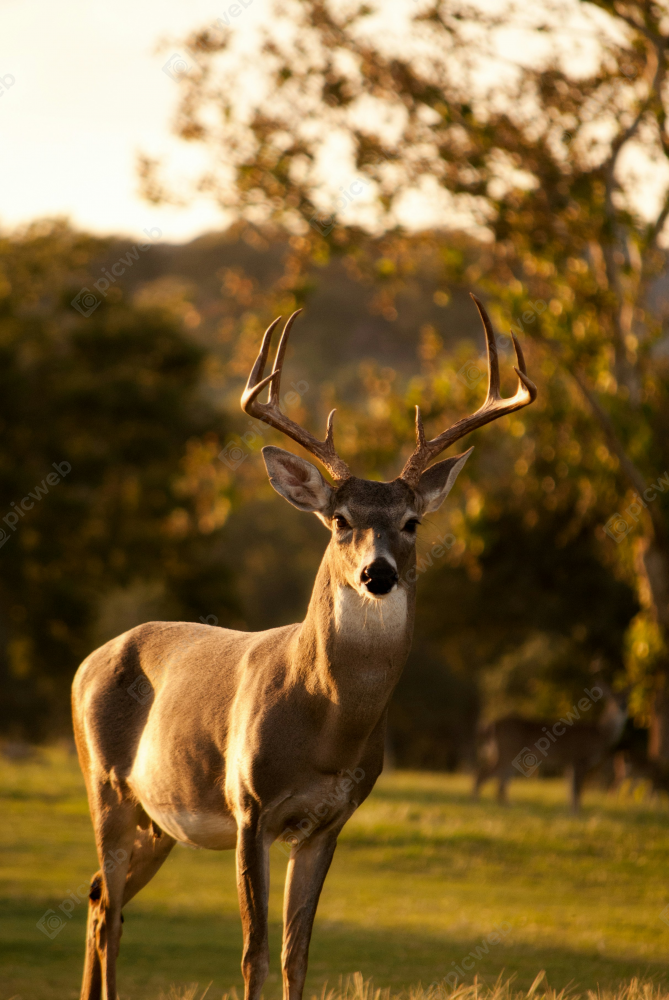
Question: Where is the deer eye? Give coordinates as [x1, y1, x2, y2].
[403, 518, 420, 534]
[334, 515, 350, 530]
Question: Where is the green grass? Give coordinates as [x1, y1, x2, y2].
[2, 750, 669, 1000]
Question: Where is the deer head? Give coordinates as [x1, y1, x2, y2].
[242, 297, 537, 600]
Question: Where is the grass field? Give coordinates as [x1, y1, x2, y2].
[3, 749, 669, 1000]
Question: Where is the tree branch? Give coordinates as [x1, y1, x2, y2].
[543, 339, 666, 544]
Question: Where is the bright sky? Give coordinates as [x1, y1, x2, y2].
[1, 0, 664, 243]
[0, 0, 271, 242]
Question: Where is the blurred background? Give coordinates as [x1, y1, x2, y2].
[6, 1, 669, 995]
[2, 0, 667, 772]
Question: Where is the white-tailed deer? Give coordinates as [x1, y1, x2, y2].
[72, 296, 536, 1000]
[473, 683, 627, 812]
[611, 722, 669, 799]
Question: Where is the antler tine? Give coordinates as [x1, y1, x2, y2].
[325, 408, 337, 446]
[400, 294, 537, 486]
[241, 312, 352, 482]
[269, 309, 302, 405]
[241, 316, 284, 411]
[511, 333, 536, 397]
[414, 406, 426, 447]
[472, 294, 501, 402]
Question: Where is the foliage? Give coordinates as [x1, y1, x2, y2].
[0, 221, 236, 737]
[625, 610, 667, 724]
[149, 0, 669, 731]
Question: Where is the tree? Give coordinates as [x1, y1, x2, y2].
[149, 0, 669, 762]
[0, 220, 236, 738]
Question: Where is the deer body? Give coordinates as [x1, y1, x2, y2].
[77, 547, 414, 851]
[473, 692, 627, 812]
[73, 300, 536, 1000]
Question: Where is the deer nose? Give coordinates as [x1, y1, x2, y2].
[360, 557, 399, 596]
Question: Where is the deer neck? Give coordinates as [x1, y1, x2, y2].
[293, 546, 415, 729]
[598, 696, 627, 745]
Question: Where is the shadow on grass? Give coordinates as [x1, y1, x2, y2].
[3, 897, 668, 1000]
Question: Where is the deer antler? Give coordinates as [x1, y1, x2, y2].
[241, 309, 352, 482]
[400, 294, 537, 486]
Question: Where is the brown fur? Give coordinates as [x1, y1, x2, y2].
[72, 462, 472, 1000]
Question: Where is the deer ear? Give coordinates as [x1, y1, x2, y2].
[262, 446, 333, 513]
[415, 448, 473, 513]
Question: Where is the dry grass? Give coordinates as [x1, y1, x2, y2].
[159, 974, 669, 1000]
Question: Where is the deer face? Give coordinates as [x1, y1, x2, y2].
[244, 303, 535, 602]
[262, 446, 472, 600]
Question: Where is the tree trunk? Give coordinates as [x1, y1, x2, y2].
[649, 681, 669, 763]
[635, 538, 669, 765]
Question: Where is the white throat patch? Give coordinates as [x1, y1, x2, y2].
[333, 584, 408, 640]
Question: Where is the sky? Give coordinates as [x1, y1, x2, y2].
[0, 0, 270, 242]
[1, 0, 665, 245]
[0, 0, 564, 244]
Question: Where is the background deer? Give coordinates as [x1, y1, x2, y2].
[473, 682, 627, 812]
[71, 296, 535, 1000]
[610, 719, 669, 800]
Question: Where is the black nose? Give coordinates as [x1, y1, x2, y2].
[361, 557, 399, 596]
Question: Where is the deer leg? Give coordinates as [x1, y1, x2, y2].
[473, 760, 497, 798]
[497, 769, 511, 804]
[611, 751, 627, 795]
[236, 818, 271, 1000]
[80, 885, 103, 1000]
[80, 790, 136, 1000]
[570, 763, 588, 813]
[281, 828, 340, 1000]
[122, 826, 176, 906]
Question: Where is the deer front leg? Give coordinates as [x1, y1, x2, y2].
[570, 762, 588, 813]
[281, 828, 340, 1000]
[236, 816, 271, 1000]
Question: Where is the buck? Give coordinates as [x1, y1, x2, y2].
[473, 683, 627, 812]
[72, 296, 536, 1000]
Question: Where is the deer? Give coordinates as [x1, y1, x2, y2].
[473, 682, 627, 812]
[610, 719, 669, 800]
[71, 295, 536, 1000]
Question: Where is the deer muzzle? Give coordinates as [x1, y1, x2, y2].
[360, 557, 399, 596]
